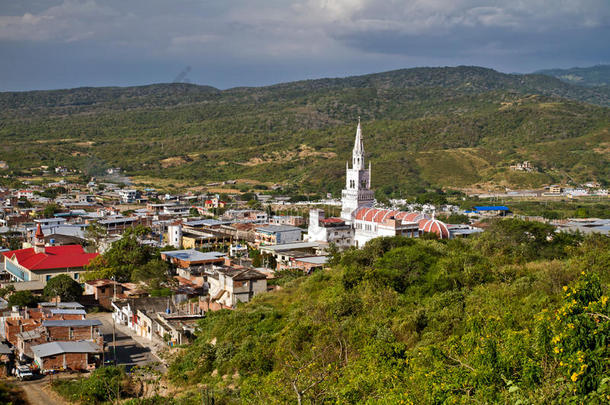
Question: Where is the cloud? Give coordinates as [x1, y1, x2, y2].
[0, 0, 608, 90]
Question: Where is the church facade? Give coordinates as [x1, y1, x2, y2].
[307, 121, 462, 248]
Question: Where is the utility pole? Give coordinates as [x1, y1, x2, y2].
[112, 276, 117, 366]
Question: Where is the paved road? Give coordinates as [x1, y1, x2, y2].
[88, 312, 159, 370]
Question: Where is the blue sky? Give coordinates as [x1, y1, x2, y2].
[1, 0, 609, 91]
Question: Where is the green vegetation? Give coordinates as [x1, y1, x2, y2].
[1, 66, 608, 194]
[84, 226, 169, 290]
[536, 65, 610, 87]
[0, 381, 27, 405]
[7, 290, 39, 308]
[43, 274, 83, 302]
[161, 219, 609, 403]
[52, 365, 126, 403]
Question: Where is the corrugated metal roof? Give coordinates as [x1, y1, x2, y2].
[256, 225, 302, 233]
[43, 319, 101, 327]
[50, 309, 86, 315]
[163, 249, 226, 262]
[31, 341, 100, 358]
[474, 206, 509, 211]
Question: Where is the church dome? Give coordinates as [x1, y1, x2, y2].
[419, 217, 450, 239]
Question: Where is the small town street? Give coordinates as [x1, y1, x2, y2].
[88, 312, 163, 370]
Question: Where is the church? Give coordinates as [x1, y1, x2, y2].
[307, 120, 457, 248]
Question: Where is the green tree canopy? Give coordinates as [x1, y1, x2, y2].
[8, 290, 39, 308]
[43, 274, 83, 302]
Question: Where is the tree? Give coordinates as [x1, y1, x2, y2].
[43, 274, 83, 301]
[85, 226, 167, 285]
[8, 290, 39, 308]
[84, 222, 106, 251]
[42, 203, 61, 218]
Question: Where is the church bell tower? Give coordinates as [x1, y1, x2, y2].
[341, 119, 374, 222]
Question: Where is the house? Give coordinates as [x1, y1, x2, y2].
[31, 341, 101, 372]
[306, 210, 353, 249]
[206, 266, 267, 309]
[42, 319, 103, 344]
[153, 313, 203, 346]
[222, 209, 268, 223]
[161, 249, 226, 269]
[269, 215, 305, 227]
[204, 198, 226, 209]
[288, 256, 328, 273]
[119, 189, 138, 204]
[255, 225, 302, 246]
[112, 297, 177, 339]
[259, 242, 322, 263]
[1, 225, 99, 284]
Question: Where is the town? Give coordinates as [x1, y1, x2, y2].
[0, 120, 608, 396]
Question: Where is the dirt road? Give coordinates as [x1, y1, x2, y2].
[20, 376, 69, 405]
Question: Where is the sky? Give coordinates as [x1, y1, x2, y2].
[1, 0, 609, 91]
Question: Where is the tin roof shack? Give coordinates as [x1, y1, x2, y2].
[42, 319, 103, 346]
[206, 266, 267, 309]
[31, 341, 101, 372]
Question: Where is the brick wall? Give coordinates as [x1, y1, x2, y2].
[46, 325, 99, 341]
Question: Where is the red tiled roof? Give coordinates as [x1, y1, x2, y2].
[420, 218, 450, 239]
[2, 245, 99, 270]
[320, 217, 344, 224]
[354, 208, 428, 224]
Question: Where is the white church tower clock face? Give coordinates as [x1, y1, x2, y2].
[341, 118, 375, 223]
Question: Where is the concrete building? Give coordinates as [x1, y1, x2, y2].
[306, 209, 353, 249]
[119, 189, 138, 204]
[255, 225, 302, 246]
[206, 266, 267, 309]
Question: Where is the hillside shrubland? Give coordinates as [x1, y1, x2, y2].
[1, 66, 608, 193]
[158, 219, 610, 404]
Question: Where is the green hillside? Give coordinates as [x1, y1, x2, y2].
[536, 65, 610, 87]
[1, 66, 609, 194]
[161, 220, 610, 404]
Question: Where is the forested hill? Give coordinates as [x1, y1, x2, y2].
[2, 66, 610, 114]
[536, 65, 610, 87]
[1, 66, 609, 193]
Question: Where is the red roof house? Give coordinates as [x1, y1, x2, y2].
[2, 225, 99, 284]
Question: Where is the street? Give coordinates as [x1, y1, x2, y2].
[88, 312, 160, 370]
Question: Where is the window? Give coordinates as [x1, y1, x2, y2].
[74, 273, 79, 280]
[46, 275, 52, 281]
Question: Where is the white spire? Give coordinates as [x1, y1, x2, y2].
[353, 116, 364, 156]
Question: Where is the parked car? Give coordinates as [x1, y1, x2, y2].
[14, 365, 33, 381]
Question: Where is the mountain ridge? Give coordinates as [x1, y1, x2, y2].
[0, 66, 608, 194]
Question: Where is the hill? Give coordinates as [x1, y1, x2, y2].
[536, 65, 610, 87]
[161, 220, 610, 404]
[1, 66, 609, 194]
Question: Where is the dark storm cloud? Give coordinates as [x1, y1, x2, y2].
[0, 0, 608, 90]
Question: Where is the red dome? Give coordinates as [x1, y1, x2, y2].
[420, 218, 450, 239]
